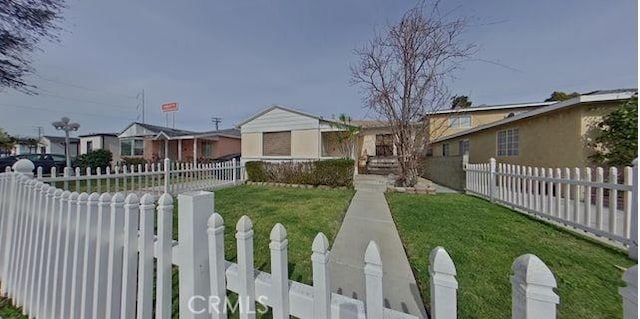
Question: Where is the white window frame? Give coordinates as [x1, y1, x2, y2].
[120, 138, 144, 157]
[459, 139, 469, 155]
[449, 115, 471, 128]
[442, 143, 450, 157]
[497, 128, 519, 157]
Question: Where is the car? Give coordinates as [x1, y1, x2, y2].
[0, 154, 74, 175]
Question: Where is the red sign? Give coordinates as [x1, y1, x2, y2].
[161, 102, 178, 112]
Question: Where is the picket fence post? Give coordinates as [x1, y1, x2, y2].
[1, 159, 34, 295]
[489, 158, 497, 203]
[629, 159, 638, 260]
[429, 247, 457, 319]
[232, 158, 237, 184]
[178, 190, 213, 319]
[511, 254, 559, 319]
[619, 265, 638, 319]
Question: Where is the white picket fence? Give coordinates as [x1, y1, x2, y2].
[465, 158, 639, 259]
[28, 158, 244, 195]
[0, 158, 637, 319]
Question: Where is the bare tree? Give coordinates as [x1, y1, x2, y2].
[0, 0, 66, 92]
[351, 3, 474, 186]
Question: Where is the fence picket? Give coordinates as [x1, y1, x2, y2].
[105, 193, 125, 319]
[584, 168, 592, 227]
[120, 193, 140, 319]
[512, 254, 559, 319]
[623, 167, 632, 238]
[429, 247, 457, 319]
[311, 233, 331, 319]
[35, 186, 56, 318]
[270, 223, 290, 319]
[58, 192, 80, 318]
[69, 192, 89, 319]
[79, 193, 99, 319]
[156, 193, 173, 319]
[609, 167, 618, 235]
[365, 241, 383, 319]
[41, 188, 63, 317]
[91, 193, 112, 319]
[236, 215, 256, 319]
[207, 213, 227, 319]
[137, 193, 155, 319]
[573, 168, 581, 223]
[596, 167, 604, 229]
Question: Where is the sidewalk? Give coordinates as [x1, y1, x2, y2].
[329, 175, 427, 318]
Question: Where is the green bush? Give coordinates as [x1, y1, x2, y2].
[245, 161, 268, 182]
[246, 159, 354, 187]
[120, 157, 147, 167]
[76, 149, 112, 172]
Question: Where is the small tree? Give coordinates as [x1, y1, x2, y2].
[330, 114, 361, 158]
[589, 97, 638, 166]
[451, 95, 472, 109]
[0, 129, 14, 153]
[76, 149, 113, 172]
[352, 3, 474, 186]
[544, 91, 579, 102]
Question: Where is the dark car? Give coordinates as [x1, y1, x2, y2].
[0, 154, 72, 175]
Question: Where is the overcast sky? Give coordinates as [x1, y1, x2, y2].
[0, 0, 637, 137]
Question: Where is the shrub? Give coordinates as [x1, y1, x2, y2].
[120, 157, 147, 167]
[245, 161, 268, 182]
[246, 159, 355, 187]
[76, 149, 112, 172]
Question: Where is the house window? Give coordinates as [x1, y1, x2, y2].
[202, 141, 213, 157]
[497, 128, 519, 156]
[121, 139, 144, 156]
[263, 131, 291, 156]
[459, 139, 469, 155]
[449, 115, 471, 128]
[86, 141, 93, 152]
[442, 143, 450, 157]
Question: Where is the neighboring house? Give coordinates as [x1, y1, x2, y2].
[237, 106, 351, 165]
[429, 89, 637, 168]
[425, 101, 555, 141]
[117, 122, 240, 163]
[39, 135, 80, 157]
[10, 137, 40, 155]
[79, 133, 121, 162]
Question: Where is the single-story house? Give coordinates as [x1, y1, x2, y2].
[9, 137, 40, 156]
[117, 122, 241, 163]
[39, 135, 80, 157]
[237, 106, 351, 165]
[428, 89, 637, 168]
[79, 133, 121, 162]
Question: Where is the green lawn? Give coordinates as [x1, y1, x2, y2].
[0, 185, 355, 319]
[387, 193, 635, 319]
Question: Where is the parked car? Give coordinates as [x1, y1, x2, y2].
[0, 154, 74, 175]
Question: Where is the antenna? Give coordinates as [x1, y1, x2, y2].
[35, 126, 44, 139]
[211, 117, 222, 131]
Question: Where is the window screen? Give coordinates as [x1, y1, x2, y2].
[263, 131, 291, 156]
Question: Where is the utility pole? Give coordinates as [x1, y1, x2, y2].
[137, 89, 146, 123]
[35, 126, 43, 139]
[211, 117, 222, 131]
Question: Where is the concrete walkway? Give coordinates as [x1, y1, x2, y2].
[329, 175, 427, 318]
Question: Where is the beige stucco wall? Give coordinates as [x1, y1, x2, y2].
[213, 137, 241, 159]
[357, 127, 395, 158]
[291, 130, 320, 158]
[241, 133, 262, 157]
[428, 107, 539, 140]
[430, 101, 623, 168]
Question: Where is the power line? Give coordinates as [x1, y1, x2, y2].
[38, 92, 138, 111]
[0, 103, 138, 121]
[35, 74, 138, 99]
[211, 117, 222, 130]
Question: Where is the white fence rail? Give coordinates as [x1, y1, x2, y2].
[465, 158, 638, 259]
[0, 159, 637, 319]
[28, 158, 244, 195]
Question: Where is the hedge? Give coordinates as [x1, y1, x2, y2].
[245, 159, 354, 187]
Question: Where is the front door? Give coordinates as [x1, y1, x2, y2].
[375, 134, 394, 156]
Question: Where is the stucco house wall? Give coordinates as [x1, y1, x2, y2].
[430, 101, 624, 168]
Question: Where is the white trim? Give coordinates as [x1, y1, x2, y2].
[431, 101, 555, 115]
